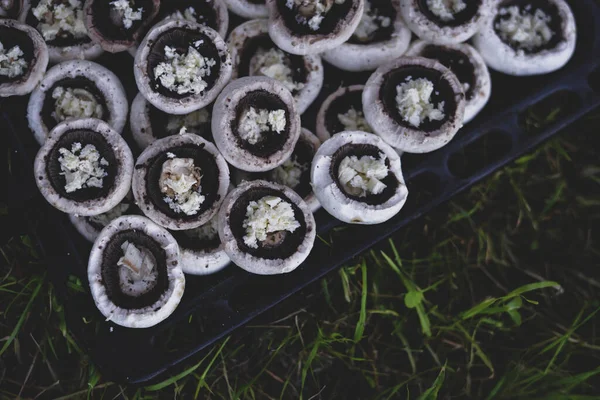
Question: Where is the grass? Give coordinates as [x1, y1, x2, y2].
[1, 107, 599, 399]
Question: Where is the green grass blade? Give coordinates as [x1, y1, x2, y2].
[504, 281, 560, 298]
[417, 362, 446, 400]
[354, 261, 368, 343]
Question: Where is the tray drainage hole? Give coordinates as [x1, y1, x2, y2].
[447, 131, 512, 179]
[228, 277, 288, 312]
[589, 65, 600, 93]
[518, 90, 581, 135]
[405, 171, 443, 206]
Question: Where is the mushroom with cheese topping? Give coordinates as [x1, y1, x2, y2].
[159, 0, 229, 40]
[316, 84, 373, 142]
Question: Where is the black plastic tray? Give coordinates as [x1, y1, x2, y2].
[2, 0, 600, 385]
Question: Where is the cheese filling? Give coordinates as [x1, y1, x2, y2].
[171, 7, 206, 23]
[352, 0, 391, 42]
[286, 0, 345, 31]
[117, 241, 158, 296]
[395, 77, 445, 128]
[338, 153, 388, 197]
[88, 202, 130, 227]
[243, 195, 301, 249]
[165, 108, 211, 134]
[110, 0, 143, 29]
[153, 45, 216, 95]
[270, 156, 308, 189]
[249, 48, 305, 93]
[496, 5, 554, 51]
[0, 42, 28, 78]
[51, 86, 104, 123]
[426, 0, 467, 22]
[159, 157, 205, 216]
[58, 142, 109, 193]
[32, 0, 88, 42]
[337, 107, 372, 132]
[238, 107, 287, 145]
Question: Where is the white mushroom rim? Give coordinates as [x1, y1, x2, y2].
[185, 215, 220, 243]
[52, 86, 104, 123]
[338, 153, 388, 197]
[110, 0, 144, 29]
[88, 202, 131, 228]
[243, 195, 300, 249]
[117, 241, 159, 296]
[32, 0, 88, 41]
[58, 142, 108, 193]
[166, 108, 211, 134]
[249, 47, 305, 93]
[495, 4, 553, 52]
[338, 107, 372, 133]
[426, 0, 467, 22]
[395, 77, 446, 128]
[285, 0, 346, 31]
[353, 0, 391, 42]
[238, 107, 287, 145]
[154, 45, 216, 95]
[160, 157, 206, 216]
[0, 41, 27, 78]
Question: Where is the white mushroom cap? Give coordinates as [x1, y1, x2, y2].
[27, 59, 128, 145]
[227, 19, 324, 114]
[34, 118, 134, 216]
[296, 128, 321, 213]
[212, 76, 301, 172]
[132, 133, 231, 230]
[472, 0, 576, 76]
[315, 84, 366, 142]
[157, 0, 230, 40]
[130, 92, 154, 149]
[406, 40, 491, 123]
[180, 241, 230, 275]
[399, 0, 493, 45]
[222, 0, 268, 19]
[311, 131, 408, 224]
[362, 56, 466, 153]
[322, 0, 412, 72]
[0, 19, 48, 97]
[266, 0, 365, 56]
[218, 180, 316, 275]
[69, 193, 134, 242]
[134, 19, 232, 115]
[88, 215, 186, 329]
[19, 0, 104, 63]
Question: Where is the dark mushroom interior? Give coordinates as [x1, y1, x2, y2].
[0, 26, 35, 84]
[324, 88, 364, 135]
[285, 138, 315, 198]
[276, 0, 355, 36]
[147, 28, 221, 99]
[421, 44, 476, 101]
[158, 0, 218, 32]
[148, 102, 214, 141]
[90, 0, 157, 42]
[100, 229, 169, 309]
[26, 0, 92, 46]
[417, 0, 482, 27]
[330, 143, 399, 205]
[231, 89, 292, 158]
[44, 129, 119, 202]
[346, 0, 396, 44]
[144, 143, 221, 220]
[0, 0, 24, 18]
[229, 186, 307, 260]
[380, 65, 458, 132]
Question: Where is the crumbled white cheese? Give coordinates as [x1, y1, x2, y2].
[167, 152, 176, 158]
[426, 0, 467, 22]
[88, 202, 130, 227]
[496, 5, 553, 51]
[287, 0, 344, 31]
[337, 107, 372, 133]
[395, 78, 445, 128]
[154, 46, 216, 95]
[171, 6, 205, 23]
[338, 153, 388, 197]
[51, 86, 104, 123]
[110, 0, 143, 29]
[165, 108, 211, 133]
[117, 241, 158, 296]
[0, 42, 28, 78]
[238, 107, 286, 145]
[32, 0, 88, 41]
[353, 0, 391, 42]
[159, 157, 205, 215]
[185, 215, 219, 242]
[243, 196, 300, 249]
[249, 48, 305, 93]
[270, 156, 308, 189]
[58, 142, 108, 193]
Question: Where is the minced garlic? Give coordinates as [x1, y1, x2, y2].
[249, 48, 304, 93]
[159, 157, 205, 215]
[153, 45, 216, 95]
[51, 86, 104, 123]
[496, 5, 553, 51]
[0, 42, 28, 78]
[426, 0, 467, 22]
[238, 107, 286, 145]
[110, 0, 143, 29]
[58, 142, 108, 193]
[117, 241, 158, 295]
[338, 153, 388, 197]
[243, 195, 300, 249]
[337, 107, 372, 132]
[32, 0, 88, 41]
[395, 77, 445, 128]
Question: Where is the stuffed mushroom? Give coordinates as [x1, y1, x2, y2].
[472, 0, 576, 76]
[267, 0, 365, 55]
[19, 0, 104, 62]
[134, 18, 232, 115]
[212, 76, 301, 172]
[70, 193, 135, 242]
[406, 40, 491, 123]
[88, 215, 186, 328]
[228, 18, 323, 114]
[0, 19, 48, 97]
[316, 84, 373, 142]
[322, 0, 412, 72]
[362, 56, 466, 153]
[132, 132, 230, 231]
[34, 118, 134, 216]
[399, 0, 492, 45]
[158, 0, 229, 40]
[218, 179, 316, 275]
[311, 130, 408, 224]
[27, 59, 128, 145]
